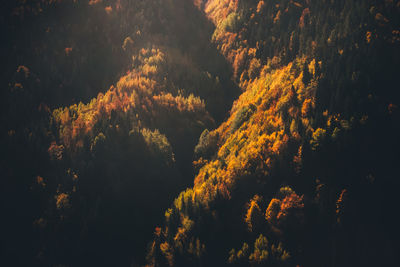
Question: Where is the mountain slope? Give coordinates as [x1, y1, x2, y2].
[147, 0, 400, 266]
[1, 1, 238, 266]
[0, 0, 399, 267]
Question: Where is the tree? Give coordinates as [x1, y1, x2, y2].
[194, 129, 219, 160]
[231, 104, 256, 133]
[249, 234, 269, 265]
[310, 128, 327, 151]
[248, 58, 261, 80]
[122, 36, 135, 54]
[245, 195, 264, 232]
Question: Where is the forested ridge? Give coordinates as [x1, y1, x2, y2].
[1, 0, 399, 266]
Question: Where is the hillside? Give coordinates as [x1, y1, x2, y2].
[1, 0, 399, 266]
[147, 0, 400, 266]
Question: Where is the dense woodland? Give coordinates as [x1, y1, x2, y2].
[1, 0, 399, 266]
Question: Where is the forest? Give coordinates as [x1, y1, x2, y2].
[0, 0, 399, 266]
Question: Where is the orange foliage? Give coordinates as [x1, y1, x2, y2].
[232, 48, 247, 79]
[299, 8, 310, 28]
[265, 198, 281, 225]
[336, 189, 348, 224]
[104, 6, 112, 14]
[153, 93, 205, 113]
[257, 1, 265, 13]
[190, 58, 317, 204]
[277, 193, 304, 221]
[55, 193, 70, 210]
[48, 141, 64, 160]
[245, 195, 263, 232]
[293, 145, 303, 173]
[301, 98, 313, 117]
[36, 176, 46, 187]
[64, 47, 72, 55]
[89, 0, 102, 6]
[205, 0, 239, 26]
[52, 47, 210, 151]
